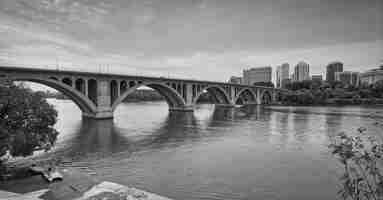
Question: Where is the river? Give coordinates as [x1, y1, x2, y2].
[3, 100, 383, 200]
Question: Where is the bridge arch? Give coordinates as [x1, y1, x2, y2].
[9, 76, 97, 116]
[234, 88, 257, 105]
[260, 90, 273, 104]
[111, 82, 186, 111]
[193, 85, 231, 105]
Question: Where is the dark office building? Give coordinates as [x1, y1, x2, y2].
[326, 62, 343, 82]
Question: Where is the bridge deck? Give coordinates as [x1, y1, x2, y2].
[0, 65, 281, 91]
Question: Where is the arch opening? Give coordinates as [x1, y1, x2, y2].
[261, 90, 272, 105]
[235, 89, 256, 105]
[193, 86, 231, 105]
[88, 79, 98, 106]
[110, 80, 118, 105]
[128, 81, 135, 88]
[111, 82, 186, 111]
[171, 83, 177, 90]
[120, 81, 127, 94]
[75, 78, 85, 94]
[62, 77, 73, 87]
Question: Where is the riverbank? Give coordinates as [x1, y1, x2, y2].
[0, 167, 173, 200]
[279, 98, 383, 106]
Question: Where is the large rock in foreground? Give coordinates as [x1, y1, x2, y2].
[75, 181, 170, 200]
[34, 168, 173, 200]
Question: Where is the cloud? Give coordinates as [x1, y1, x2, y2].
[0, 0, 381, 82]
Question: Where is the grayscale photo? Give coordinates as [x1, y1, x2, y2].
[0, 0, 382, 199]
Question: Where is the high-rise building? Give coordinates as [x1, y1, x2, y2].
[228, 76, 242, 84]
[243, 66, 272, 85]
[335, 71, 360, 86]
[276, 66, 281, 87]
[326, 62, 343, 82]
[276, 63, 290, 88]
[293, 61, 310, 81]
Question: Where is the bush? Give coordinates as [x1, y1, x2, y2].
[0, 83, 59, 166]
[329, 128, 383, 200]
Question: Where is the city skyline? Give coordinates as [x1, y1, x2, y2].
[0, 0, 382, 82]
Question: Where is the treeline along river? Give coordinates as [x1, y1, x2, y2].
[2, 100, 383, 200]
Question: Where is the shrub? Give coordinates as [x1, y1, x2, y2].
[329, 128, 383, 200]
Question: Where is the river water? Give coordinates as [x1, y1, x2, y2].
[4, 100, 383, 200]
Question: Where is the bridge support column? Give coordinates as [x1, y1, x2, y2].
[271, 91, 277, 104]
[256, 89, 262, 105]
[83, 79, 114, 119]
[169, 83, 194, 112]
[230, 86, 236, 104]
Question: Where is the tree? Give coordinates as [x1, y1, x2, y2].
[372, 80, 383, 98]
[253, 82, 275, 88]
[0, 83, 58, 165]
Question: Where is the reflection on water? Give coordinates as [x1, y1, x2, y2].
[2, 101, 383, 200]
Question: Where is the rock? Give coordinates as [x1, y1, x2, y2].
[42, 170, 63, 182]
[73, 181, 170, 200]
[5, 168, 173, 200]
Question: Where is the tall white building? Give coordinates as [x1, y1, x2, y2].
[276, 63, 290, 88]
[293, 61, 310, 81]
[243, 66, 272, 85]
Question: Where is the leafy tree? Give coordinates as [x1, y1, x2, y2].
[296, 90, 315, 105]
[253, 82, 275, 88]
[372, 80, 383, 98]
[331, 81, 345, 89]
[0, 83, 58, 167]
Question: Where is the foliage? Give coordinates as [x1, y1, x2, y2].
[0, 83, 59, 161]
[329, 128, 383, 200]
[281, 80, 383, 105]
[253, 82, 275, 88]
[371, 81, 383, 98]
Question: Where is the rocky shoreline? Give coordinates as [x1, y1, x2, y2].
[0, 167, 173, 200]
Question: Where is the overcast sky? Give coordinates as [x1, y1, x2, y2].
[0, 0, 382, 82]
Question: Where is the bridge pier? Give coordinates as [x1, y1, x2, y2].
[242, 101, 259, 106]
[168, 105, 194, 112]
[214, 103, 236, 108]
[82, 111, 114, 119]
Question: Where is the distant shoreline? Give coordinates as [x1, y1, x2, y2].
[278, 98, 383, 106]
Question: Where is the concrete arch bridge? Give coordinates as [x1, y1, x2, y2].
[0, 66, 285, 119]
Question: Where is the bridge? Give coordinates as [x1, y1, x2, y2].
[0, 66, 285, 119]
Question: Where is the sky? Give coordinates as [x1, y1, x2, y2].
[0, 0, 382, 82]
